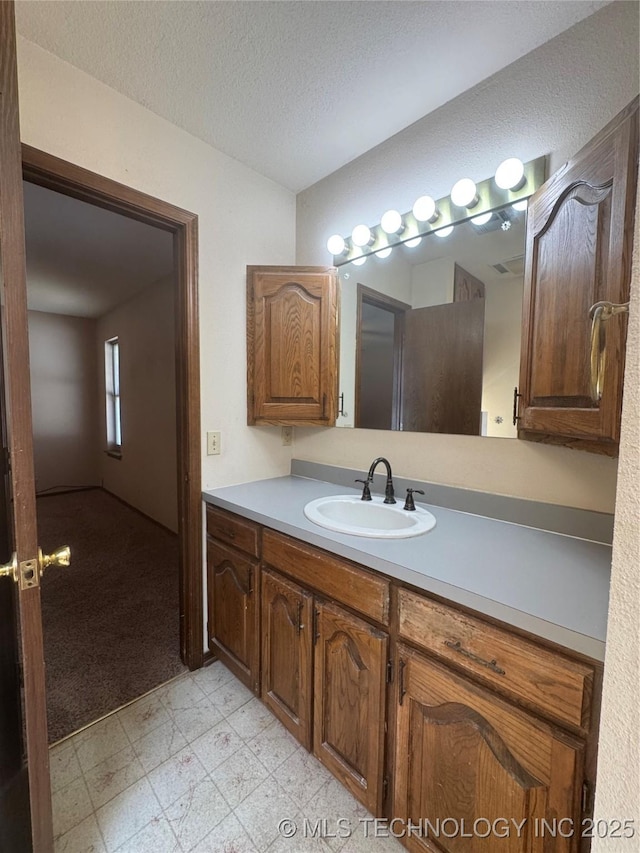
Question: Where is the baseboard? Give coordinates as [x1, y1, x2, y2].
[36, 485, 101, 499]
[101, 488, 178, 537]
[202, 649, 217, 667]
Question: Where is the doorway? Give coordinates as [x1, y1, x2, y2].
[23, 176, 193, 741]
[21, 148, 203, 709]
[355, 284, 409, 430]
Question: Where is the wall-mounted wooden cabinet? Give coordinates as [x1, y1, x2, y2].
[246, 265, 339, 426]
[517, 98, 638, 454]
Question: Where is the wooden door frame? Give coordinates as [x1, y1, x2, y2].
[21, 145, 203, 671]
[355, 284, 410, 429]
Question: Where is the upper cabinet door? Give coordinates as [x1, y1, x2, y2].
[518, 98, 638, 453]
[247, 266, 338, 426]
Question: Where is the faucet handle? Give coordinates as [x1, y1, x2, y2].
[403, 488, 425, 511]
[355, 478, 372, 501]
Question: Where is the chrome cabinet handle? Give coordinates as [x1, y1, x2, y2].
[589, 301, 629, 403]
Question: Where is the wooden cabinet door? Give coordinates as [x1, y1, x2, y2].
[247, 265, 338, 425]
[261, 568, 313, 749]
[313, 601, 387, 814]
[207, 539, 259, 692]
[394, 646, 585, 853]
[518, 99, 638, 450]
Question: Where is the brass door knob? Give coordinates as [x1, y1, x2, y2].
[0, 553, 18, 583]
[39, 546, 71, 571]
[0, 546, 70, 589]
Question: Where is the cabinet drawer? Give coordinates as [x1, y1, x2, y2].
[263, 530, 389, 625]
[398, 588, 594, 730]
[206, 505, 260, 557]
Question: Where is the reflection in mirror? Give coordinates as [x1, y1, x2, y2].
[337, 204, 526, 437]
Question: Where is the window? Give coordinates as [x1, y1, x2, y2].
[105, 337, 122, 456]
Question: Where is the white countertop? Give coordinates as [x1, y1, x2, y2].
[203, 476, 611, 661]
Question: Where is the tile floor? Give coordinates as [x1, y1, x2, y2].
[50, 662, 404, 852]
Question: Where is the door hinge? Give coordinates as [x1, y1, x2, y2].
[386, 659, 393, 684]
[313, 607, 320, 645]
[581, 781, 592, 816]
[383, 775, 389, 802]
[2, 446, 10, 474]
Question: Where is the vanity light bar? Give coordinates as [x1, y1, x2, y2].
[328, 156, 546, 265]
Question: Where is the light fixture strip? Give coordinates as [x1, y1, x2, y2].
[331, 156, 546, 265]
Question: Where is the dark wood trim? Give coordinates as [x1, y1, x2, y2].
[1, 3, 53, 847]
[355, 284, 410, 430]
[21, 144, 203, 671]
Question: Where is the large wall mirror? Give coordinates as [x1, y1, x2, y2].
[337, 202, 527, 438]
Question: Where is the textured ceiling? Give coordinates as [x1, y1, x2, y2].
[15, 0, 610, 193]
[24, 183, 173, 319]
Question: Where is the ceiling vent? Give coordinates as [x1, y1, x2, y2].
[491, 255, 525, 276]
[472, 206, 517, 235]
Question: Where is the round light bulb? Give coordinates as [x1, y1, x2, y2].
[352, 255, 367, 266]
[471, 211, 492, 226]
[376, 246, 393, 259]
[326, 234, 346, 255]
[435, 225, 454, 238]
[412, 195, 437, 222]
[351, 224, 372, 247]
[450, 178, 478, 208]
[495, 158, 525, 191]
[380, 209, 403, 234]
[404, 237, 422, 248]
[512, 199, 528, 212]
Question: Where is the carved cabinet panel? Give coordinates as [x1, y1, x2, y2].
[261, 568, 313, 749]
[247, 265, 338, 425]
[207, 539, 259, 692]
[313, 600, 388, 815]
[518, 99, 638, 451]
[394, 646, 585, 853]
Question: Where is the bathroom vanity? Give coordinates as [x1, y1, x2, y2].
[203, 471, 610, 852]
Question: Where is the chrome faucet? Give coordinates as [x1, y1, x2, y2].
[366, 457, 396, 504]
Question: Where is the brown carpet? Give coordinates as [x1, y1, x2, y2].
[38, 489, 186, 743]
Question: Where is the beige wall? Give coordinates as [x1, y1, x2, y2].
[591, 180, 640, 848]
[295, 2, 639, 511]
[16, 34, 297, 495]
[28, 310, 100, 493]
[97, 276, 178, 531]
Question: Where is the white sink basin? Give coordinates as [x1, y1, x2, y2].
[303, 494, 436, 539]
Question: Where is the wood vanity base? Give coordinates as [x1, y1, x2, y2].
[206, 505, 602, 853]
